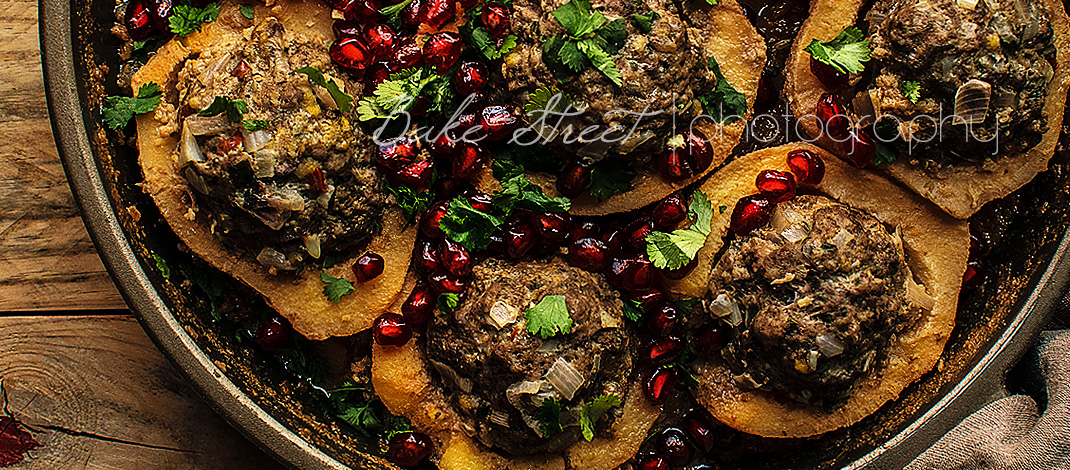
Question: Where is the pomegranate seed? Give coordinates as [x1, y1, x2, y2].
[646, 302, 679, 336]
[605, 256, 628, 289]
[480, 105, 520, 141]
[447, 113, 479, 141]
[231, 60, 252, 80]
[423, 32, 464, 73]
[435, 177, 469, 199]
[375, 137, 418, 171]
[844, 129, 876, 168]
[660, 256, 698, 280]
[655, 428, 694, 466]
[330, 37, 373, 72]
[684, 411, 715, 452]
[373, 313, 413, 346]
[810, 56, 848, 90]
[636, 455, 670, 470]
[602, 229, 624, 254]
[644, 366, 678, 405]
[786, 148, 826, 185]
[755, 169, 797, 203]
[394, 159, 434, 190]
[392, 37, 425, 70]
[352, 252, 385, 282]
[962, 262, 985, 290]
[453, 144, 489, 179]
[254, 316, 292, 351]
[458, 0, 477, 7]
[148, 0, 174, 33]
[568, 221, 601, 243]
[481, 2, 511, 40]
[657, 148, 693, 182]
[428, 269, 467, 294]
[653, 193, 688, 229]
[402, 282, 435, 325]
[624, 289, 667, 315]
[364, 24, 398, 58]
[388, 431, 433, 467]
[505, 221, 538, 258]
[683, 130, 714, 173]
[455, 61, 489, 95]
[642, 336, 684, 366]
[422, 0, 456, 28]
[398, 0, 424, 31]
[621, 217, 655, 253]
[420, 202, 449, 238]
[729, 194, 774, 235]
[217, 135, 244, 153]
[125, 0, 157, 40]
[415, 239, 441, 273]
[695, 322, 729, 356]
[815, 92, 851, 141]
[535, 212, 571, 245]
[332, 20, 362, 38]
[364, 61, 393, 90]
[410, 96, 431, 117]
[430, 133, 461, 160]
[487, 228, 506, 254]
[567, 237, 610, 272]
[557, 161, 592, 198]
[440, 238, 472, 276]
[466, 191, 494, 212]
[338, 0, 382, 23]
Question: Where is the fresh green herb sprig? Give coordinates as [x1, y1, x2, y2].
[386, 182, 435, 226]
[629, 11, 659, 33]
[321, 272, 355, 304]
[459, 4, 519, 62]
[579, 394, 622, 441]
[198, 96, 248, 123]
[542, 0, 626, 86]
[525, 294, 573, 339]
[537, 397, 564, 437]
[102, 82, 163, 130]
[804, 26, 871, 75]
[356, 67, 455, 121]
[900, 80, 921, 104]
[699, 57, 747, 123]
[296, 66, 354, 113]
[587, 163, 635, 200]
[169, 2, 221, 36]
[646, 190, 713, 270]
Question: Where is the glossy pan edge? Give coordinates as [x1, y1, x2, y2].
[37, 0, 1070, 467]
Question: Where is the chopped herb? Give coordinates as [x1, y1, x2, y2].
[439, 197, 505, 252]
[152, 252, 171, 279]
[719, 205, 728, 214]
[537, 397, 564, 438]
[803, 26, 871, 75]
[337, 401, 381, 435]
[542, 0, 625, 86]
[239, 3, 254, 19]
[704, 0, 719, 4]
[524, 86, 573, 117]
[493, 172, 571, 214]
[296, 66, 354, 113]
[356, 67, 453, 121]
[321, 252, 344, 270]
[459, 20, 519, 61]
[900, 80, 921, 104]
[320, 272, 355, 304]
[386, 181, 434, 226]
[579, 394, 622, 441]
[169, 3, 220, 36]
[646, 190, 713, 270]
[131, 39, 150, 52]
[101, 82, 162, 130]
[674, 297, 699, 314]
[379, 0, 415, 28]
[622, 299, 643, 322]
[525, 294, 572, 339]
[630, 11, 660, 33]
[587, 163, 635, 200]
[438, 293, 460, 312]
[178, 261, 228, 321]
[699, 57, 747, 123]
[872, 119, 901, 166]
[241, 119, 270, 131]
[198, 96, 248, 123]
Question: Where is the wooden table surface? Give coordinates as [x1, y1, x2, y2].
[1, 1, 284, 468]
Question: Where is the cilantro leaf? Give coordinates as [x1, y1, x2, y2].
[321, 272, 355, 304]
[198, 96, 248, 123]
[439, 197, 505, 252]
[169, 3, 220, 36]
[295, 66, 353, 113]
[557, 38, 588, 72]
[336, 401, 382, 437]
[537, 397, 564, 438]
[152, 252, 171, 279]
[545, 0, 625, 86]
[579, 394, 622, 441]
[438, 293, 460, 312]
[242, 119, 269, 131]
[630, 11, 659, 33]
[623, 299, 643, 322]
[900, 80, 921, 104]
[872, 119, 901, 166]
[552, 0, 597, 36]
[525, 294, 573, 339]
[356, 67, 452, 120]
[493, 173, 571, 214]
[578, 39, 623, 86]
[525, 87, 573, 117]
[386, 181, 434, 226]
[704, 0, 719, 4]
[239, 3, 254, 19]
[102, 82, 162, 130]
[587, 163, 635, 200]
[699, 57, 747, 123]
[646, 190, 713, 270]
[459, 21, 518, 61]
[379, 0, 415, 28]
[804, 26, 871, 75]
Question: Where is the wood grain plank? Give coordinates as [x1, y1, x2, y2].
[0, 0, 125, 311]
[0, 315, 285, 469]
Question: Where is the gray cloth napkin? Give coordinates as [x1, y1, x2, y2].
[906, 330, 1070, 470]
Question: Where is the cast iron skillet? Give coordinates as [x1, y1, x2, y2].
[38, 0, 1070, 467]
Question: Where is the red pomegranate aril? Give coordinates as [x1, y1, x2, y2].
[636, 455, 670, 470]
[505, 222, 538, 259]
[567, 237, 610, 272]
[661, 256, 697, 280]
[656, 428, 694, 466]
[392, 38, 425, 70]
[684, 411, 716, 451]
[364, 61, 393, 90]
[458, 0, 477, 7]
[415, 239, 441, 273]
[352, 252, 385, 282]
[557, 161, 592, 198]
[398, 0, 424, 31]
[535, 212, 571, 245]
[401, 282, 435, 325]
[217, 135, 244, 153]
[338, 0, 382, 23]
[653, 193, 688, 230]
[568, 221, 601, 243]
[786, 148, 826, 185]
[810, 56, 848, 90]
[373, 313, 412, 346]
[447, 113, 479, 141]
[624, 257, 655, 292]
[375, 137, 418, 170]
[422, 0, 456, 28]
[466, 191, 494, 213]
[621, 217, 655, 253]
[815, 92, 851, 141]
[646, 302, 679, 336]
[254, 316, 292, 351]
[845, 129, 876, 168]
[695, 322, 729, 356]
[125, 0, 157, 41]
[440, 238, 472, 276]
[428, 269, 467, 294]
[605, 257, 628, 289]
[658, 148, 693, 182]
[453, 144, 489, 179]
[394, 159, 434, 190]
[962, 262, 985, 290]
[364, 24, 398, 58]
[480, 105, 520, 141]
[435, 177, 469, 199]
[423, 32, 464, 73]
[430, 133, 461, 160]
[482, 2, 512, 40]
[330, 37, 373, 72]
[755, 169, 797, 203]
[455, 61, 489, 95]
[683, 130, 714, 172]
[332, 20, 362, 38]
[730, 194, 774, 235]
[420, 202, 449, 238]
[644, 366, 679, 405]
[388, 431, 433, 467]
[148, 0, 174, 33]
[625, 289, 667, 315]
[487, 229, 506, 254]
[231, 60, 252, 80]
[643, 336, 684, 366]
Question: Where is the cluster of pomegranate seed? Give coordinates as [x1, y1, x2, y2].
[810, 57, 848, 90]
[656, 130, 716, 183]
[814, 92, 876, 167]
[729, 148, 825, 236]
[123, 0, 182, 41]
[388, 431, 434, 467]
[634, 411, 728, 469]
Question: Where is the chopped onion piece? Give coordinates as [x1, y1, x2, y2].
[489, 300, 519, 329]
[182, 166, 209, 195]
[956, 0, 980, 10]
[253, 149, 277, 178]
[807, 350, 819, 372]
[242, 128, 272, 152]
[256, 247, 292, 270]
[906, 277, 935, 311]
[727, 305, 743, 327]
[545, 358, 585, 401]
[267, 187, 305, 212]
[781, 223, 809, 243]
[707, 293, 739, 318]
[303, 235, 322, 259]
[488, 409, 511, 427]
[831, 229, 854, 249]
[185, 114, 232, 135]
[816, 334, 845, 357]
[178, 122, 206, 165]
[430, 359, 472, 393]
[316, 185, 335, 208]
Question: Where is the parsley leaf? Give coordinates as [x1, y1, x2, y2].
[579, 394, 622, 441]
[242, 119, 269, 131]
[646, 190, 713, 270]
[704, 0, 719, 4]
[459, 21, 519, 61]
[493, 172, 571, 214]
[102, 82, 163, 130]
[169, 3, 220, 36]
[543, 0, 625, 86]
[379, 0, 415, 28]
[386, 181, 434, 226]
[873, 120, 900, 166]
[577, 39, 622, 86]
[525, 87, 573, 117]
[537, 397, 564, 438]
[239, 3, 254, 19]
[438, 293, 460, 312]
[699, 57, 747, 123]
[622, 299, 643, 322]
[587, 163, 635, 200]
[900, 80, 921, 104]
[630, 11, 660, 33]
[198, 96, 248, 123]
[594, 19, 627, 55]
[296, 66, 353, 113]
[803, 26, 871, 75]
[320, 272, 355, 304]
[525, 294, 573, 339]
[356, 67, 448, 121]
[152, 252, 171, 279]
[439, 198, 505, 252]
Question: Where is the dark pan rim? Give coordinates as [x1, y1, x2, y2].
[37, 0, 1070, 467]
